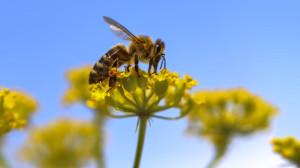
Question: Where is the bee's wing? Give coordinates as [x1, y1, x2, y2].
[109, 24, 132, 41]
[103, 16, 142, 44]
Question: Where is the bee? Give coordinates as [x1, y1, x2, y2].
[89, 16, 166, 91]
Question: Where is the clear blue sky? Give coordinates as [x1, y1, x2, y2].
[1, 0, 300, 167]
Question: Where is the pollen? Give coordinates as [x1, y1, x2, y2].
[109, 67, 118, 77]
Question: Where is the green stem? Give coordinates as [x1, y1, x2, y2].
[145, 90, 154, 104]
[0, 140, 10, 168]
[145, 97, 163, 112]
[148, 105, 172, 113]
[206, 143, 228, 168]
[103, 109, 137, 118]
[142, 90, 146, 111]
[151, 115, 182, 120]
[133, 116, 148, 168]
[116, 86, 138, 109]
[132, 93, 142, 111]
[116, 106, 138, 113]
[94, 109, 106, 168]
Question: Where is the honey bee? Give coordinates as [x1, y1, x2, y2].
[89, 16, 166, 91]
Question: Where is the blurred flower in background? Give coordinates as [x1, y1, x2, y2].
[62, 65, 92, 106]
[20, 118, 97, 168]
[0, 87, 38, 136]
[62, 65, 108, 168]
[0, 87, 38, 167]
[186, 88, 277, 168]
[271, 136, 300, 167]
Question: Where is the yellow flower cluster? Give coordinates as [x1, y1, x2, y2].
[89, 67, 198, 118]
[62, 65, 106, 109]
[0, 87, 38, 136]
[187, 88, 277, 167]
[271, 136, 300, 166]
[20, 118, 98, 168]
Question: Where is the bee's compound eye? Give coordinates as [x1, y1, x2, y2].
[155, 44, 161, 54]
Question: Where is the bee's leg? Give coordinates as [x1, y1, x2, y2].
[126, 65, 131, 72]
[153, 61, 158, 74]
[107, 76, 117, 93]
[148, 58, 153, 76]
[134, 55, 140, 77]
[107, 59, 118, 93]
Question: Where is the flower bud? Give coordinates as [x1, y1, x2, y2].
[137, 76, 148, 89]
[121, 75, 137, 93]
[154, 80, 168, 98]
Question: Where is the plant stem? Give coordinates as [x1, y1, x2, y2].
[207, 144, 227, 168]
[0, 140, 10, 168]
[133, 116, 147, 168]
[94, 109, 107, 168]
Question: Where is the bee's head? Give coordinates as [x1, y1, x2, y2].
[153, 39, 166, 70]
[153, 39, 165, 56]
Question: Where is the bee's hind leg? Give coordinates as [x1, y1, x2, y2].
[107, 59, 118, 93]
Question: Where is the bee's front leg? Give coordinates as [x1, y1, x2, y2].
[148, 58, 153, 76]
[134, 55, 140, 77]
[153, 61, 158, 75]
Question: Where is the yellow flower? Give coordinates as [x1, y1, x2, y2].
[19, 118, 98, 168]
[89, 67, 197, 119]
[271, 136, 300, 166]
[0, 87, 38, 136]
[187, 88, 277, 167]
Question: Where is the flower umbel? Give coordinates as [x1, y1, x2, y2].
[0, 87, 38, 136]
[187, 88, 277, 168]
[89, 67, 197, 168]
[271, 136, 300, 167]
[20, 118, 98, 168]
[89, 67, 197, 119]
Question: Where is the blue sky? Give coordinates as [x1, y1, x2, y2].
[1, 0, 300, 167]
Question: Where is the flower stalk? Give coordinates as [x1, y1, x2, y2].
[94, 109, 107, 168]
[133, 116, 148, 168]
[0, 141, 10, 168]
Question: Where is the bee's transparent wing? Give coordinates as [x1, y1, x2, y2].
[103, 16, 142, 44]
[109, 25, 132, 41]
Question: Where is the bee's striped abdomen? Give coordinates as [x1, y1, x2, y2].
[89, 54, 110, 84]
[89, 44, 129, 84]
